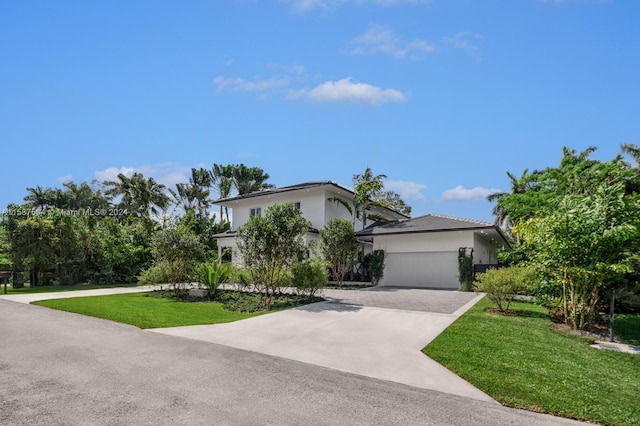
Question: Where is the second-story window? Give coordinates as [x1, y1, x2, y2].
[294, 202, 301, 210]
[250, 207, 262, 217]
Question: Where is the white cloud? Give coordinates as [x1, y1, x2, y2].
[442, 185, 501, 201]
[385, 180, 426, 201]
[350, 24, 434, 58]
[213, 76, 289, 93]
[94, 164, 190, 188]
[56, 174, 73, 184]
[443, 31, 482, 50]
[94, 167, 136, 183]
[289, 77, 407, 106]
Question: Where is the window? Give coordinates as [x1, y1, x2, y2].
[294, 202, 301, 210]
[250, 207, 262, 217]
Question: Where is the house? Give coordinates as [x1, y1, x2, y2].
[356, 214, 510, 289]
[212, 181, 408, 263]
[212, 181, 510, 290]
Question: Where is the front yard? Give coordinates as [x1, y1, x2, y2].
[33, 290, 320, 328]
[424, 298, 640, 426]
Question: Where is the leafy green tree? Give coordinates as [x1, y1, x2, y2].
[149, 226, 205, 293]
[236, 204, 310, 307]
[319, 218, 359, 286]
[212, 163, 234, 221]
[375, 191, 412, 216]
[516, 183, 640, 329]
[289, 258, 327, 297]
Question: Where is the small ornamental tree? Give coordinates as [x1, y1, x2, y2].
[319, 218, 359, 286]
[474, 265, 537, 312]
[150, 226, 205, 293]
[236, 204, 310, 307]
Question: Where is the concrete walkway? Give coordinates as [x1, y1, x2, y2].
[1, 285, 492, 402]
[0, 285, 164, 304]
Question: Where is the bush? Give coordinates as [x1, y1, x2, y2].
[289, 259, 327, 297]
[365, 250, 385, 286]
[473, 265, 537, 312]
[197, 261, 232, 296]
[137, 262, 170, 286]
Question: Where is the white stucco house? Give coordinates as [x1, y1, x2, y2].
[212, 181, 510, 290]
[355, 214, 509, 289]
[212, 181, 408, 262]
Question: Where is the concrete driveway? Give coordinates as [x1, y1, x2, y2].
[150, 287, 492, 402]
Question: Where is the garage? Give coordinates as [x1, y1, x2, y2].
[356, 214, 511, 290]
[383, 251, 459, 289]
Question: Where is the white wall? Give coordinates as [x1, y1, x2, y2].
[473, 233, 498, 264]
[373, 231, 474, 254]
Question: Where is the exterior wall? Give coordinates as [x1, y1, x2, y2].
[372, 231, 477, 289]
[473, 233, 498, 265]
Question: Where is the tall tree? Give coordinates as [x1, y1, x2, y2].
[231, 164, 274, 195]
[24, 186, 52, 210]
[375, 190, 412, 216]
[104, 172, 169, 218]
[211, 164, 234, 221]
[236, 204, 310, 307]
[330, 167, 390, 230]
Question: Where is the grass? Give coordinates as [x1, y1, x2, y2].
[423, 297, 640, 426]
[615, 314, 640, 345]
[33, 292, 270, 328]
[4, 282, 141, 295]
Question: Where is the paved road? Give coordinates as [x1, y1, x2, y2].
[0, 300, 586, 425]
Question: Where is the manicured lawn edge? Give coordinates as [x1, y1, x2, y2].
[32, 292, 273, 328]
[423, 297, 640, 426]
[6, 282, 142, 295]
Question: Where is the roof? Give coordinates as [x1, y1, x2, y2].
[356, 213, 498, 236]
[213, 181, 341, 204]
[213, 180, 409, 219]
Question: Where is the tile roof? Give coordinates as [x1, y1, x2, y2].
[356, 213, 496, 236]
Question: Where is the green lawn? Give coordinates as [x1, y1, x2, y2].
[33, 292, 268, 328]
[4, 282, 141, 295]
[424, 298, 640, 426]
[615, 313, 640, 345]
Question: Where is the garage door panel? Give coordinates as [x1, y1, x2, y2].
[383, 251, 458, 289]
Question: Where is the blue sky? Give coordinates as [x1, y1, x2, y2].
[1, 0, 638, 223]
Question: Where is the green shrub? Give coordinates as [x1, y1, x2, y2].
[289, 259, 327, 297]
[473, 266, 537, 312]
[365, 250, 386, 286]
[137, 262, 170, 285]
[197, 261, 232, 296]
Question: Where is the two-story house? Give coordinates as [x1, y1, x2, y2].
[212, 180, 407, 262]
[212, 181, 510, 290]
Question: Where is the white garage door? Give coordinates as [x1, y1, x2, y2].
[383, 251, 459, 289]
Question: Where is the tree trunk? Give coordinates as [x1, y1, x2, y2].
[609, 287, 615, 343]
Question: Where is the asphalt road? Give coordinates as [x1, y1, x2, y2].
[0, 300, 585, 425]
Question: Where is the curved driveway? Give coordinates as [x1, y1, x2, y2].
[0, 289, 588, 425]
[151, 288, 490, 401]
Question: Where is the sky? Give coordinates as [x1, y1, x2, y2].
[1, 0, 638, 223]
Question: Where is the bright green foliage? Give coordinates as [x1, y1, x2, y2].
[366, 249, 386, 286]
[516, 183, 640, 329]
[236, 203, 310, 307]
[458, 247, 474, 292]
[149, 226, 205, 292]
[319, 218, 359, 286]
[289, 258, 328, 297]
[198, 261, 233, 295]
[104, 172, 169, 218]
[474, 266, 537, 312]
[137, 262, 170, 285]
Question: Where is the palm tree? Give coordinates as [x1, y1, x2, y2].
[24, 186, 52, 210]
[231, 164, 274, 195]
[621, 143, 640, 166]
[211, 164, 234, 222]
[330, 167, 388, 231]
[104, 172, 168, 218]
